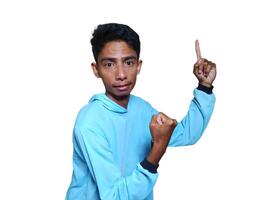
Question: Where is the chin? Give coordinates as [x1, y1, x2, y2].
[109, 89, 132, 100]
[115, 91, 131, 99]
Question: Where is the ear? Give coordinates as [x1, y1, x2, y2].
[91, 62, 100, 78]
[137, 59, 142, 74]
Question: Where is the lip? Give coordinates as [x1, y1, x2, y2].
[114, 83, 131, 91]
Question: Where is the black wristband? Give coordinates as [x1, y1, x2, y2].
[197, 83, 214, 94]
[140, 159, 159, 174]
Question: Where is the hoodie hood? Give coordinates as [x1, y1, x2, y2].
[89, 93, 130, 114]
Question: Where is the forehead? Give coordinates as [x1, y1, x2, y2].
[98, 41, 137, 60]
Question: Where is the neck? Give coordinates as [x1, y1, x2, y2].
[105, 92, 130, 109]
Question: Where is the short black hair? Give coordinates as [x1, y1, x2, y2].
[90, 23, 140, 62]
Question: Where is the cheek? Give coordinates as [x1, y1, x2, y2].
[129, 68, 139, 77]
[100, 74, 113, 86]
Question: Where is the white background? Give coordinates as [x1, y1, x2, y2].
[1, 0, 267, 199]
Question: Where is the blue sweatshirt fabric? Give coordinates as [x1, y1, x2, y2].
[66, 88, 215, 200]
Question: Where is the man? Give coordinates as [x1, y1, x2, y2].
[66, 23, 216, 200]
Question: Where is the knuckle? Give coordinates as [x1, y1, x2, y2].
[167, 119, 173, 125]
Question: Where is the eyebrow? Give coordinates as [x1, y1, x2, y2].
[99, 56, 137, 63]
[123, 56, 137, 61]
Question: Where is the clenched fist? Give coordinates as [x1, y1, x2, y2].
[147, 112, 177, 165]
[150, 112, 177, 147]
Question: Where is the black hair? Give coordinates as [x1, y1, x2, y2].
[90, 23, 140, 62]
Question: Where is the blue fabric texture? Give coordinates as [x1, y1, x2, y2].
[65, 89, 215, 200]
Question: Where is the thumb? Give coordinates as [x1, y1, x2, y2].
[158, 112, 167, 123]
[150, 115, 158, 125]
[157, 116, 163, 125]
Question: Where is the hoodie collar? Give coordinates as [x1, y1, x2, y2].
[89, 93, 131, 114]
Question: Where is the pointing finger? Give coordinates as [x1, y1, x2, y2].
[195, 39, 202, 61]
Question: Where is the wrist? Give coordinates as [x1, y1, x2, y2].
[140, 159, 159, 174]
[199, 82, 212, 88]
[197, 83, 214, 94]
[147, 143, 167, 165]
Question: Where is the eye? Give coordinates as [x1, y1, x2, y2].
[104, 62, 114, 68]
[125, 60, 134, 66]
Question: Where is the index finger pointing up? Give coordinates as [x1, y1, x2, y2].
[195, 39, 202, 60]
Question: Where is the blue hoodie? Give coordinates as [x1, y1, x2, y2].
[66, 88, 215, 200]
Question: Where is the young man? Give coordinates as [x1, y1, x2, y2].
[66, 23, 216, 200]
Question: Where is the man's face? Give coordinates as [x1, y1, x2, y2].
[91, 40, 142, 103]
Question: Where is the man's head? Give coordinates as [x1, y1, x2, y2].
[90, 23, 142, 107]
[91, 23, 140, 62]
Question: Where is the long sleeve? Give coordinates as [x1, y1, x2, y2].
[72, 125, 158, 200]
[168, 88, 215, 146]
[150, 88, 215, 147]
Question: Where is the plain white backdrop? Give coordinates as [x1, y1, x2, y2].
[1, 0, 267, 199]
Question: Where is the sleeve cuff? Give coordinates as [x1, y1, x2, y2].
[140, 159, 159, 174]
[197, 84, 214, 94]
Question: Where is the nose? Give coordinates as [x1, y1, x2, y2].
[115, 65, 127, 81]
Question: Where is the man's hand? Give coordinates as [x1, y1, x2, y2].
[147, 112, 177, 165]
[193, 40, 217, 87]
[150, 112, 177, 146]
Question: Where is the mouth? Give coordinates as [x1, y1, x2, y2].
[114, 83, 131, 91]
